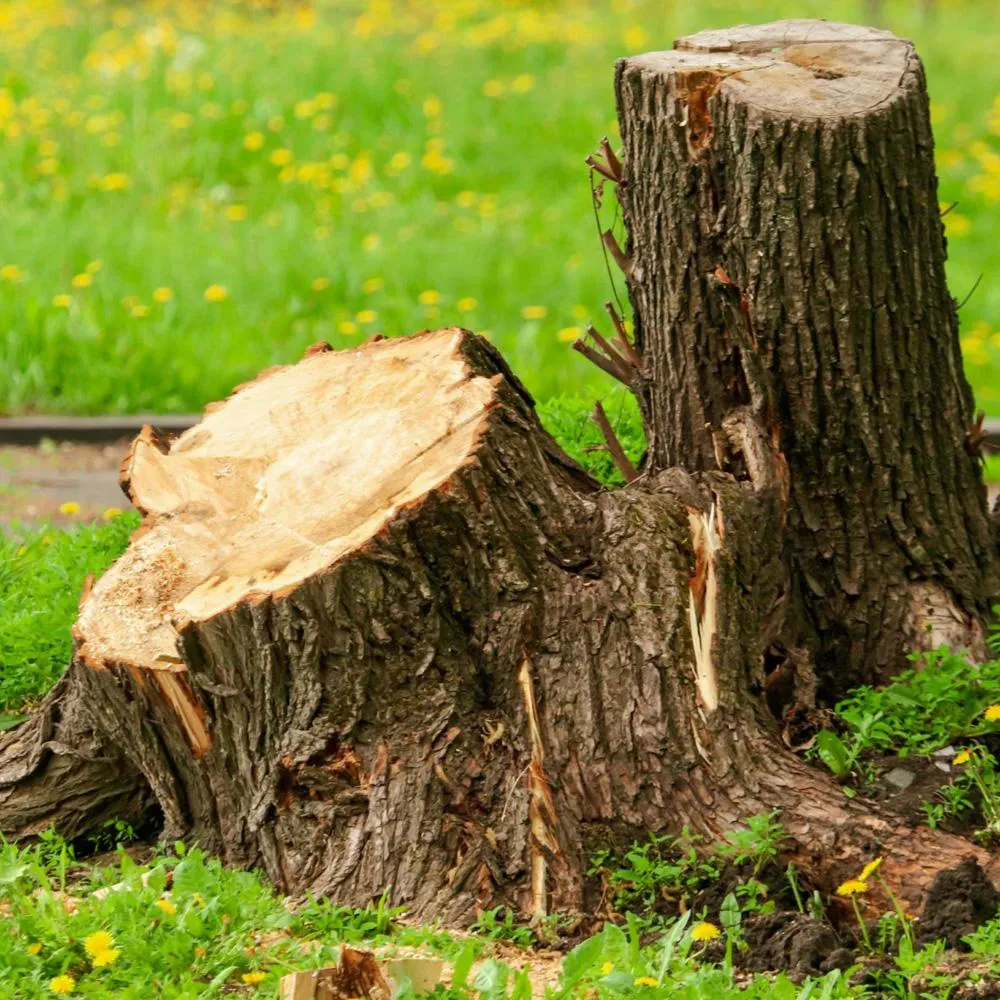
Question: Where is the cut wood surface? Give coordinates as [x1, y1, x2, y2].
[2, 19, 999, 929]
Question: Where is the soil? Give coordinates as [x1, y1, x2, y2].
[0, 441, 131, 528]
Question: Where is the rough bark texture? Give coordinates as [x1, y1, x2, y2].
[615, 20, 1000, 697]
[1, 19, 998, 927]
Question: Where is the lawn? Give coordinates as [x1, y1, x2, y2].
[0, 0, 998, 415]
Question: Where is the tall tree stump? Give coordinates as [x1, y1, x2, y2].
[2, 21, 998, 925]
[615, 20, 998, 698]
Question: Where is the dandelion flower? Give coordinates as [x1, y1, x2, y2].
[0, 264, 24, 282]
[422, 96, 442, 117]
[153, 287, 173, 304]
[49, 976, 75, 995]
[953, 748, 973, 765]
[859, 857, 883, 881]
[52, 294, 72, 308]
[633, 977, 659, 987]
[242, 971, 267, 985]
[156, 897, 177, 916]
[457, 297, 478, 312]
[483, 80, 505, 98]
[72, 273, 93, 289]
[203, 284, 228, 303]
[86, 260, 103, 274]
[85, 932, 115, 958]
[311, 277, 330, 292]
[691, 921, 721, 942]
[339, 321, 358, 335]
[600, 961, 613, 975]
[100, 173, 130, 191]
[91, 947, 120, 967]
[362, 277, 383, 294]
[27, 942, 42, 955]
[985, 705, 1000, 722]
[456, 191, 477, 208]
[243, 131, 265, 151]
[512, 74, 535, 93]
[131, 305, 149, 318]
[59, 501, 81, 516]
[226, 204, 248, 222]
[836, 879, 868, 897]
[418, 289, 441, 306]
[521, 305, 547, 320]
[557, 326, 581, 343]
[362, 233, 380, 252]
[356, 310, 377, 324]
[102, 507, 123, 520]
[269, 148, 293, 167]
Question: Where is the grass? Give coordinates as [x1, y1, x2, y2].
[0, 511, 139, 713]
[0, 0, 998, 416]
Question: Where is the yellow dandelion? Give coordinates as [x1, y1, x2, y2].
[483, 80, 505, 98]
[691, 921, 721, 942]
[84, 932, 115, 958]
[268, 115, 285, 132]
[100, 173, 130, 191]
[456, 191, 477, 208]
[954, 748, 973, 765]
[58, 501, 81, 516]
[339, 320, 358, 335]
[0, 264, 24, 282]
[37, 157, 59, 176]
[225, 204, 248, 222]
[269, 148, 293, 167]
[86, 260, 103, 274]
[836, 879, 868, 897]
[558, 326, 581, 343]
[131, 305, 149, 318]
[195, 946, 207, 957]
[72, 273, 93, 289]
[859, 857, 883, 881]
[52, 294, 72, 308]
[294, 99, 316, 120]
[193, 893, 206, 906]
[155, 897, 177, 916]
[203, 284, 228, 303]
[362, 233, 380, 252]
[102, 507, 123, 520]
[243, 131, 265, 151]
[521, 305, 547, 320]
[985, 705, 1000, 722]
[311, 277, 330, 292]
[153, 287, 173, 304]
[512, 74, 535, 93]
[423, 96, 443, 117]
[600, 961, 613, 975]
[169, 111, 192, 129]
[49, 976, 75, 995]
[418, 289, 441, 306]
[242, 971, 267, 985]
[633, 977, 659, 987]
[356, 310, 378, 324]
[362, 277, 384, 294]
[457, 297, 478, 312]
[28, 942, 42, 955]
[91, 947, 120, 968]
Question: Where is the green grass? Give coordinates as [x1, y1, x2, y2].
[0, 512, 139, 712]
[3, 831, 996, 999]
[0, 0, 998, 415]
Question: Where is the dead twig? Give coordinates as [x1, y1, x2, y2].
[602, 229, 631, 275]
[572, 339, 632, 387]
[591, 402, 639, 483]
[604, 300, 642, 367]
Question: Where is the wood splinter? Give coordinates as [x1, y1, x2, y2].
[591, 401, 639, 483]
[601, 229, 631, 274]
[604, 301, 642, 368]
[571, 323, 637, 389]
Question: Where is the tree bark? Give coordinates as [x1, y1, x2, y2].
[1, 20, 998, 925]
[615, 20, 999, 698]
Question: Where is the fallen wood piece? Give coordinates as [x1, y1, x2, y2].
[280, 946, 442, 1000]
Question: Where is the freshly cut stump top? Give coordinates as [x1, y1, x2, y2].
[75, 330, 497, 672]
[629, 20, 911, 121]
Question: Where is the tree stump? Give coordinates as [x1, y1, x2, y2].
[2, 21, 998, 924]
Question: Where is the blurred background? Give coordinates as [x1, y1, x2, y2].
[0, 0, 997, 416]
